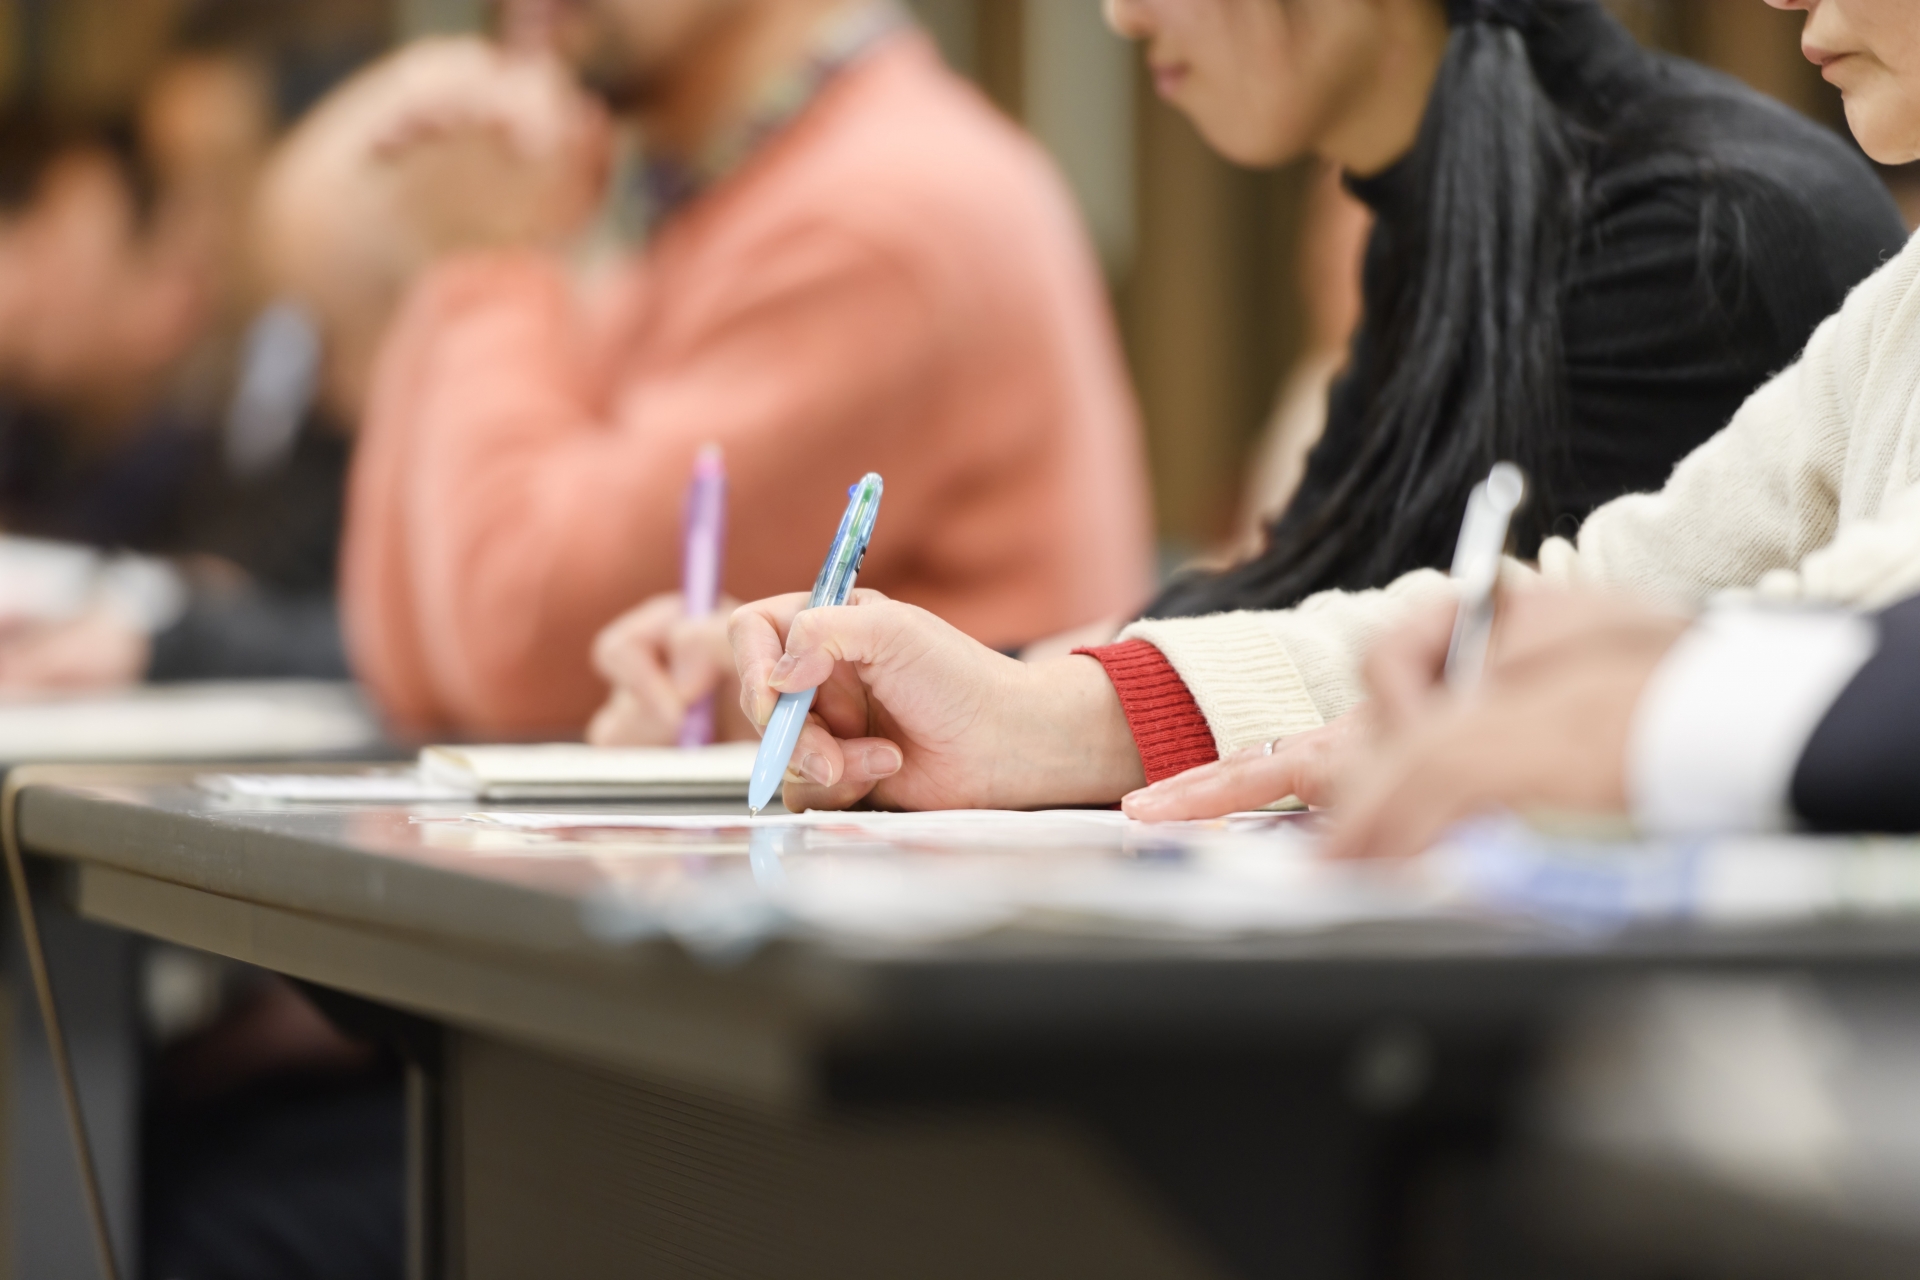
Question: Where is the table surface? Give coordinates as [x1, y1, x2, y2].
[21, 775, 1920, 1025]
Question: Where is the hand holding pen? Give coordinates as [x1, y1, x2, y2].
[585, 444, 735, 748]
[587, 590, 746, 747]
[746, 474, 884, 812]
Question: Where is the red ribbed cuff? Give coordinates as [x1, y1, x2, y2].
[1075, 639, 1219, 783]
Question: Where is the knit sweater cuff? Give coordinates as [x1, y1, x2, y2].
[1118, 612, 1326, 753]
[1075, 639, 1218, 783]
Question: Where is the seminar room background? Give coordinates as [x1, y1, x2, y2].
[0, 0, 1901, 566]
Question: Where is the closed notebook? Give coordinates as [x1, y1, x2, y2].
[417, 742, 760, 801]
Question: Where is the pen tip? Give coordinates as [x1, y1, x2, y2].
[749, 805, 761, 818]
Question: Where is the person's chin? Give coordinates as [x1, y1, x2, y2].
[1196, 118, 1296, 169]
[1843, 93, 1920, 167]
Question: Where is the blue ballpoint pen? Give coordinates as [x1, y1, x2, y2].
[747, 473, 884, 815]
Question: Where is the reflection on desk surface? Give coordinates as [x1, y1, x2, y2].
[21, 779, 1920, 969]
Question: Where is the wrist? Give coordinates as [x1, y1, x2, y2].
[999, 655, 1144, 807]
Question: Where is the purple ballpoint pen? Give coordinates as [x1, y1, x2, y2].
[678, 444, 727, 747]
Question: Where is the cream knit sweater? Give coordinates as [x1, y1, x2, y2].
[1123, 228, 1920, 755]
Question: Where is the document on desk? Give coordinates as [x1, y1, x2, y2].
[436, 809, 1920, 960]
[0, 681, 381, 762]
[420, 742, 759, 800]
[202, 771, 468, 803]
[462, 807, 1281, 849]
[475, 807, 1405, 955]
[203, 742, 762, 802]
[469, 808, 1137, 830]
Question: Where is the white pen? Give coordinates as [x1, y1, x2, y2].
[1444, 463, 1527, 691]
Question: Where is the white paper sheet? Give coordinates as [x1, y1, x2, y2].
[419, 741, 758, 799]
[200, 771, 466, 803]
[465, 808, 1139, 831]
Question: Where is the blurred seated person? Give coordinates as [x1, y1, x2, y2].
[1316, 587, 1920, 859]
[0, 51, 356, 689]
[339, 0, 1153, 740]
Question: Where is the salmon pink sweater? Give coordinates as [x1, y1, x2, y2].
[343, 35, 1153, 737]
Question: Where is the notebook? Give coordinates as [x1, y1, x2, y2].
[417, 741, 760, 801]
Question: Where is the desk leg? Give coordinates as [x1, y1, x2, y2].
[406, 1057, 445, 1280]
[1, 897, 140, 1280]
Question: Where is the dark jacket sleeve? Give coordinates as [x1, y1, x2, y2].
[1790, 594, 1920, 833]
[145, 588, 350, 683]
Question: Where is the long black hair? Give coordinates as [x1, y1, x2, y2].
[1147, 0, 1588, 618]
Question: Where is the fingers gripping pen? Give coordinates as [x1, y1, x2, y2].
[746, 474, 884, 814]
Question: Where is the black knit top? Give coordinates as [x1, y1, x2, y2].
[1150, 0, 1908, 618]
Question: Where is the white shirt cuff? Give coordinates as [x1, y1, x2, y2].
[1628, 606, 1877, 835]
[95, 555, 188, 636]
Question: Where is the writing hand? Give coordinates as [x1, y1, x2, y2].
[1329, 590, 1691, 859]
[588, 591, 748, 745]
[730, 590, 1144, 812]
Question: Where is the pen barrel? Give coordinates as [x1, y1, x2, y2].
[678, 695, 716, 749]
[748, 688, 816, 813]
[681, 443, 727, 620]
[683, 510, 723, 617]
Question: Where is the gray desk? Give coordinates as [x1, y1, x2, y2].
[0, 682, 385, 1279]
[16, 775, 1920, 1280]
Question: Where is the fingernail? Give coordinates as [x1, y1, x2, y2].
[769, 655, 798, 687]
[797, 752, 830, 784]
[864, 745, 902, 777]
